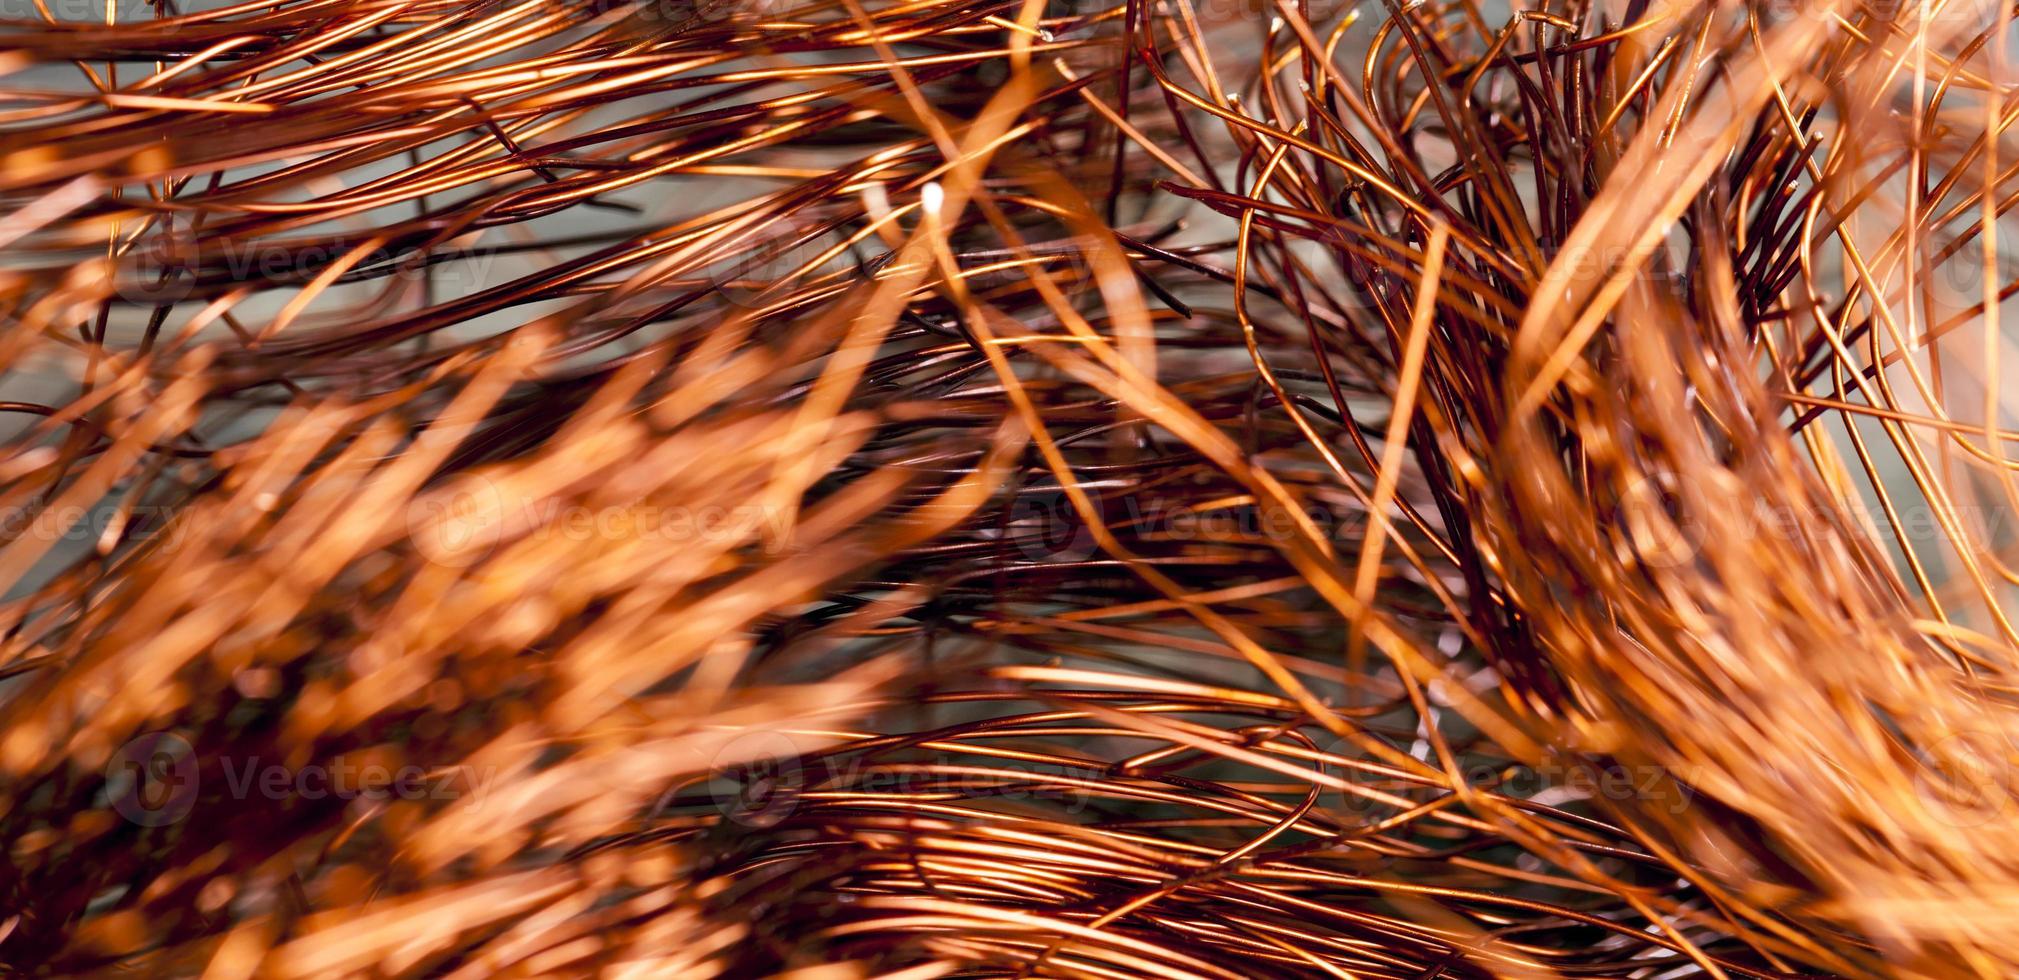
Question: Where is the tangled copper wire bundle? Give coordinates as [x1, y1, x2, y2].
[0, 0, 2017, 975]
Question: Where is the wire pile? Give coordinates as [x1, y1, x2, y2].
[0, 0, 2016, 975]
